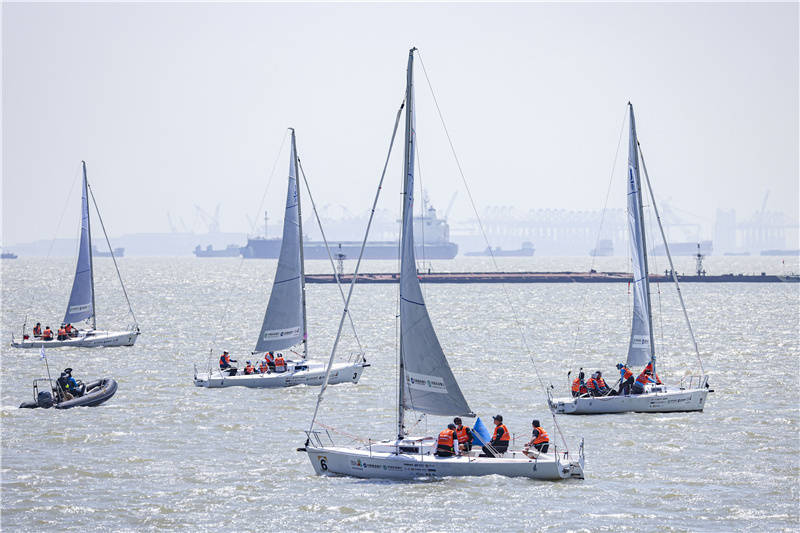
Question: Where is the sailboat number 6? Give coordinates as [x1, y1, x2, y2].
[319, 457, 328, 471]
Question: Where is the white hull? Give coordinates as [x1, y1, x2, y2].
[303, 439, 584, 481]
[193, 359, 368, 388]
[549, 385, 709, 414]
[11, 329, 139, 349]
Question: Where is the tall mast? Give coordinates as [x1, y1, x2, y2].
[628, 104, 655, 369]
[397, 47, 416, 440]
[83, 161, 97, 331]
[292, 129, 309, 359]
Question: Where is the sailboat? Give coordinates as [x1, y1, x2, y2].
[193, 129, 369, 388]
[11, 162, 140, 349]
[549, 104, 710, 415]
[300, 49, 584, 480]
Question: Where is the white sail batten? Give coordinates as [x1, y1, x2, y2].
[64, 162, 95, 326]
[399, 50, 473, 418]
[255, 131, 304, 352]
[625, 105, 654, 367]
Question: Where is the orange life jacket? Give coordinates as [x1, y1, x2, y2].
[259, 361, 268, 373]
[42, 328, 53, 339]
[58, 328, 66, 337]
[621, 367, 633, 380]
[437, 430, 454, 448]
[275, 356, 286, 368]
[572, 378, 588, 394]
[635, 371, 652, 387]
[219, 354, 230, 366]
[596, 377, 608, 389]
[586, 377, 598, 390]
[456, 426, 471, 444]
[33, 325, 42, 335]
[644, 363, 662, 384]
[65, 324, 73, 333]
[244, 364, 254, 374]
[266, 353, 275, 363]
[492, 424, 510, 442]
[532, 426, 549, 445]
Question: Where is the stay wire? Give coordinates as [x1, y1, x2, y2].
[87, 183, 139, 327]
[296, 157, 364, 356]
[416, 51, 568, 450]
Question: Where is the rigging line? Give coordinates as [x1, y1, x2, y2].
[417, 51, 568, 450]
[249, 130, 291, 236]
[637, 141, 705, 375]
[415, 131, 427, 272]
[569, 107, 628, 361]
[86, 183, 138, 328]
[308, 99, 406, 433]
[296, 157, 364, 355]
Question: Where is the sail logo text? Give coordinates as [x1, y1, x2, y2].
[406, 372, 448, 394]
[264, 327, 301, 340]
[68, 303, 92, 313]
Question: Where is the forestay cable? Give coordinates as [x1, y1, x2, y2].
[308, 99, 405, 433]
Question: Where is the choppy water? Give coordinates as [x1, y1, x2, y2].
[2, 256, 798, 532]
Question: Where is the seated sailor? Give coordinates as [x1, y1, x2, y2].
[523, 419, 549, 457]
[594, 371, 615, 396]
[65, 323, 76, 337]
[219, 351, 237, 370]
[435, 424, 458, 457]
[644, 362, 662, 384]
[33, 322, 42, 337]
[585, 372, 600, 396]
[62, 368, 84, 397]
[480, 414, 510, 457]
[571, 371, 588, 397]
[274, 354, 286, 373]
[632, 368, 656, 394]
[617, 363, 634, 395]
[265, 352, 276, 371]
[258, 359, 269, 374]
[243, 361, 255, 375]
[42, 327, 53, 341]
[454, 417, 473, 453]
[57, 326, 67, 341]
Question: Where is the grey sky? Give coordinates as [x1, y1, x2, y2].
[2, 2, 798, 244]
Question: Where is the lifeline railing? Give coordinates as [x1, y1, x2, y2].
[679, 374, 708, 390]
[304, 429, 335, 448]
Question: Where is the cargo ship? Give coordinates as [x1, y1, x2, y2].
[194, 244, 241, 257]
[92, 245, 124, 258]
[465, 241, 535, 257]
[241, 206, 458, 260]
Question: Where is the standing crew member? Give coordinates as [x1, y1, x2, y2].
[644, 362, 662, 384]
[274, 354, 286, 373]
[617, 363, 634, 395]
[480, 415, 510, 457]
[453, 417, 474, 453]
[632, 369, 655, 394]
[524, 419, 550, 457]
[33, 323, 42, 337]
[435, 424, 458, 457]
[265, 352, 276, 371]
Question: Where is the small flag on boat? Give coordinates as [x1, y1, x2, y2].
[471, 417, 492, 447]
[40, 346, 46, 360]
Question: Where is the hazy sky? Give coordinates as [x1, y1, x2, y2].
[2, 2, 798, 244]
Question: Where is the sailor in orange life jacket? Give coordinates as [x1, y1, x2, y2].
[523, 419, 550, 457]
[265, 352, 276, 371]
[480, 414, 511, 457]
[65, 323, 75, 337]
[42, 327, 53, 340]
[57, 326, 67, 341]
[453, 417, 474, 453]
[435, 424, 458, 457]
[274, 354, 286, 373]
[644, 362, 662, 384]
[632, 369, 656, 394]
[258, 360, 269, 374]
[33, 323, 42, 337]
[593, 371, 615, 396]
[243, 361, 255, 375]
[617, 363, 635, 395]
[571, 371, 588, 397]
[219, 351, 237, 371]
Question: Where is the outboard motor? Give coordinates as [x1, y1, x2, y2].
[36, 390, 54, 409]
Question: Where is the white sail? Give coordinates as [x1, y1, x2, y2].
[399, 50, 473, 418]
[626, 104, 653, 367]
[255, 132, 304, 352]
[64, 162, 95, 326]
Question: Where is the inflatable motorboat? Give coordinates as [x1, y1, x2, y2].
[19, 377, 118, 409]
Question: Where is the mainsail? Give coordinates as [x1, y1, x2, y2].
[625, 104, 654, 367]
[399, 49, 473, 418]
[254, 131, 305, 352]
[64, 162, 95, 326]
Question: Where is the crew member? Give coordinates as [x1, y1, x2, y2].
[524, 419, 550, 457]
[617, 363, 634, 395]
[258, 360, 269, 374]
[586, 372, 600, 396]
[62, 368, 83, 397]
[274, 354, 286, 373]
[632, 369, 655, 394]
[572, 371, 588, 397]
[42, 326, 53, 341]
[244, 361, 255, 375]
[33, 323, 42, 337]
[219, 351, 237, 370]
[265, 352, 276, 371]
[594, 371, 614, 396]
[65, 323, 75, 337]
[644, 362, 662, 384]
[57, 372, 74, 401]
[454, 417, 473, 453]
[57, 325, 67, 341]
[435, 424, 458, 457]
[480, 415, 510, 457]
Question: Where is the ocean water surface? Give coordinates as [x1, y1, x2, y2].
[1, 256, 798, 531]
